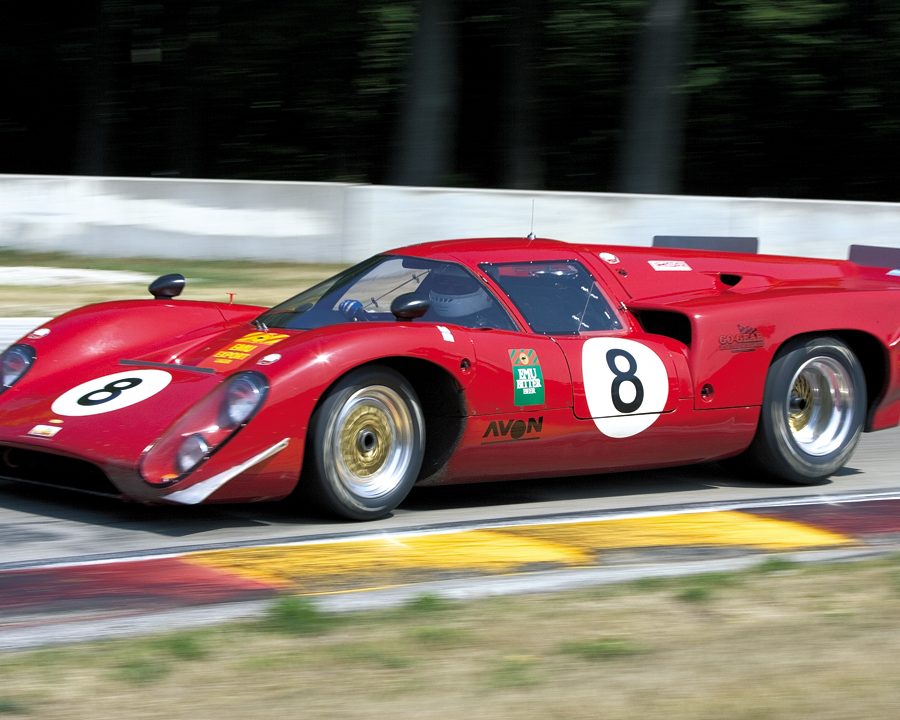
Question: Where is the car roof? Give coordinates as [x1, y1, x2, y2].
[390, 237, 575, 261]
[387, 237, 887, 302]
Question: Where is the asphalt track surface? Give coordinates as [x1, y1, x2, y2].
[1, 423, 899, 649]
[1, 425, 898, 569]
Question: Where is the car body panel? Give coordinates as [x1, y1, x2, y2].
[1, 237, 898, 510]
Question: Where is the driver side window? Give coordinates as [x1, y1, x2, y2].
[481, 260, 621, 334]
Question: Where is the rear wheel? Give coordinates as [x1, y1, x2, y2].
[746, 336, 865, 483]
[306, 366, 425, 520]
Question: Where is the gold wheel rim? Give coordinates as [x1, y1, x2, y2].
[338, 405, 393, 477]
[784, 356, 856, 457]
[323, 384, 418, 501]
[789, 374, 813, 432]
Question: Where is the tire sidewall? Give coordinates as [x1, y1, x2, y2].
[308, 365, 425, 520]
[760, 337, 865, 481]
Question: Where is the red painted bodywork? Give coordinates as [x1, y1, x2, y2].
[0, 238, 898, 506]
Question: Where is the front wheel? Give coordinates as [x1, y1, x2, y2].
[305, 366, 425, 520]
[746, 336, 865, 484]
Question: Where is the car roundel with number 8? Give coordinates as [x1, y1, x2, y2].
[0, 237, 899, 521]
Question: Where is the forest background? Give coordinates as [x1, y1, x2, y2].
[2, 1, 898, 202]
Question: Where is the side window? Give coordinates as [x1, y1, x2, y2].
[418, 265, 518, 331]
[482, 260, 621, 335]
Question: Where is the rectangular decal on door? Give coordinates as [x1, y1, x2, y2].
[509, 348, 545, 406]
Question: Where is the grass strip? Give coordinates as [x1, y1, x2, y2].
[3, 554, 900, 719]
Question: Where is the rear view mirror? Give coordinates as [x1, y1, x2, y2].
[390, 293, 429, 320]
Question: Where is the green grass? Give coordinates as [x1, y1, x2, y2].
[410, 625, 471, 648]
[754, 556, 799, 573]
[559, 637, 643, 662]
[397, 593, 457, 616]
[329, 642, 413, 669]
[261, 596, 337, 636]
[0, 698, 30, 715]
[4, 555, 900, 719]
[0, 248, 344, 316]
[485, 655, 540, 689]
[0, 248, 341, 279]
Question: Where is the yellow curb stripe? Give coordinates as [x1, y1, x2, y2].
[505, 511, 853, 551]
[187, 530, 592, 589]
[184, 511, 853, 592]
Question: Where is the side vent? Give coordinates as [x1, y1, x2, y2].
[719, 273, 742, 287]
[631, 310, 692, 347]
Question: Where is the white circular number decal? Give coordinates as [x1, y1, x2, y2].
[582, 338, 669, 438]
[51, 369, 172, 417]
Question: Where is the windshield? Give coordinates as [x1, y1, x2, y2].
[257, 255, 517, 331]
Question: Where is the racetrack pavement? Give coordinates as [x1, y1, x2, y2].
[3, 495, 900, 650]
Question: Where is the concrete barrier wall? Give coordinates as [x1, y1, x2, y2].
[1, 174, 899, 263]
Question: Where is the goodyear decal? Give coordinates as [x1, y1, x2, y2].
[203, 331, 290, 367]
[510, 348, 545, 406]
[719, 324, 765, 353]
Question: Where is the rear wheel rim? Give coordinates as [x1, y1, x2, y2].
[786, 356, 856, 456]
[325, 385, 416, 500]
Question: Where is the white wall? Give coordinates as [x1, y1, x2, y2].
[2, 173, 899, 263]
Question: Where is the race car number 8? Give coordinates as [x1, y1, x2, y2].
[51, 369, 173, 417]
[606, 349, 644, 414]
[77, 378, 143, 406]
[582, 338, 669, 438]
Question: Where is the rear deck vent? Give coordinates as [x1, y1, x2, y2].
[720, 273, 742, 287]
[631, 310, 692, 347]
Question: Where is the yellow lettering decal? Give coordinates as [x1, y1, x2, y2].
[237, 332, 290, 346]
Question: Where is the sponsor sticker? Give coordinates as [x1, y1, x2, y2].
[27, 424, 61, 438]
[598, 252, 620, 265]
[203, 331, 290, 367]
[437, 325, 455, 343]
[648, 260, 692, 272]
[719, 324, 765, 353]
[257, 353, 282, 366]
[27, 328, 51, 339]
[510, 348, 545, 406]
[481, 416, 543, 444]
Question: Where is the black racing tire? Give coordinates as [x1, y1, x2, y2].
[305, 365, 425, 520]
[745, 336, 865, 484]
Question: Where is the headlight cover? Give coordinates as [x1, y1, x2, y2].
[220, 372, 267, 428]
[0, 344, 36, 391]
[140, 371, 269, 486]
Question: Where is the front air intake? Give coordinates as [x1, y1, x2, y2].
[0, 446, 119, 496]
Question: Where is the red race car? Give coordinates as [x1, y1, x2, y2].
[1, 238, 899, 520]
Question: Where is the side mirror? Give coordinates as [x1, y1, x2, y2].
[148, 273, 186, 299]
[390, 293, 430, 320]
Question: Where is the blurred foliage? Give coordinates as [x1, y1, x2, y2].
[1, 0, 899, 199]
